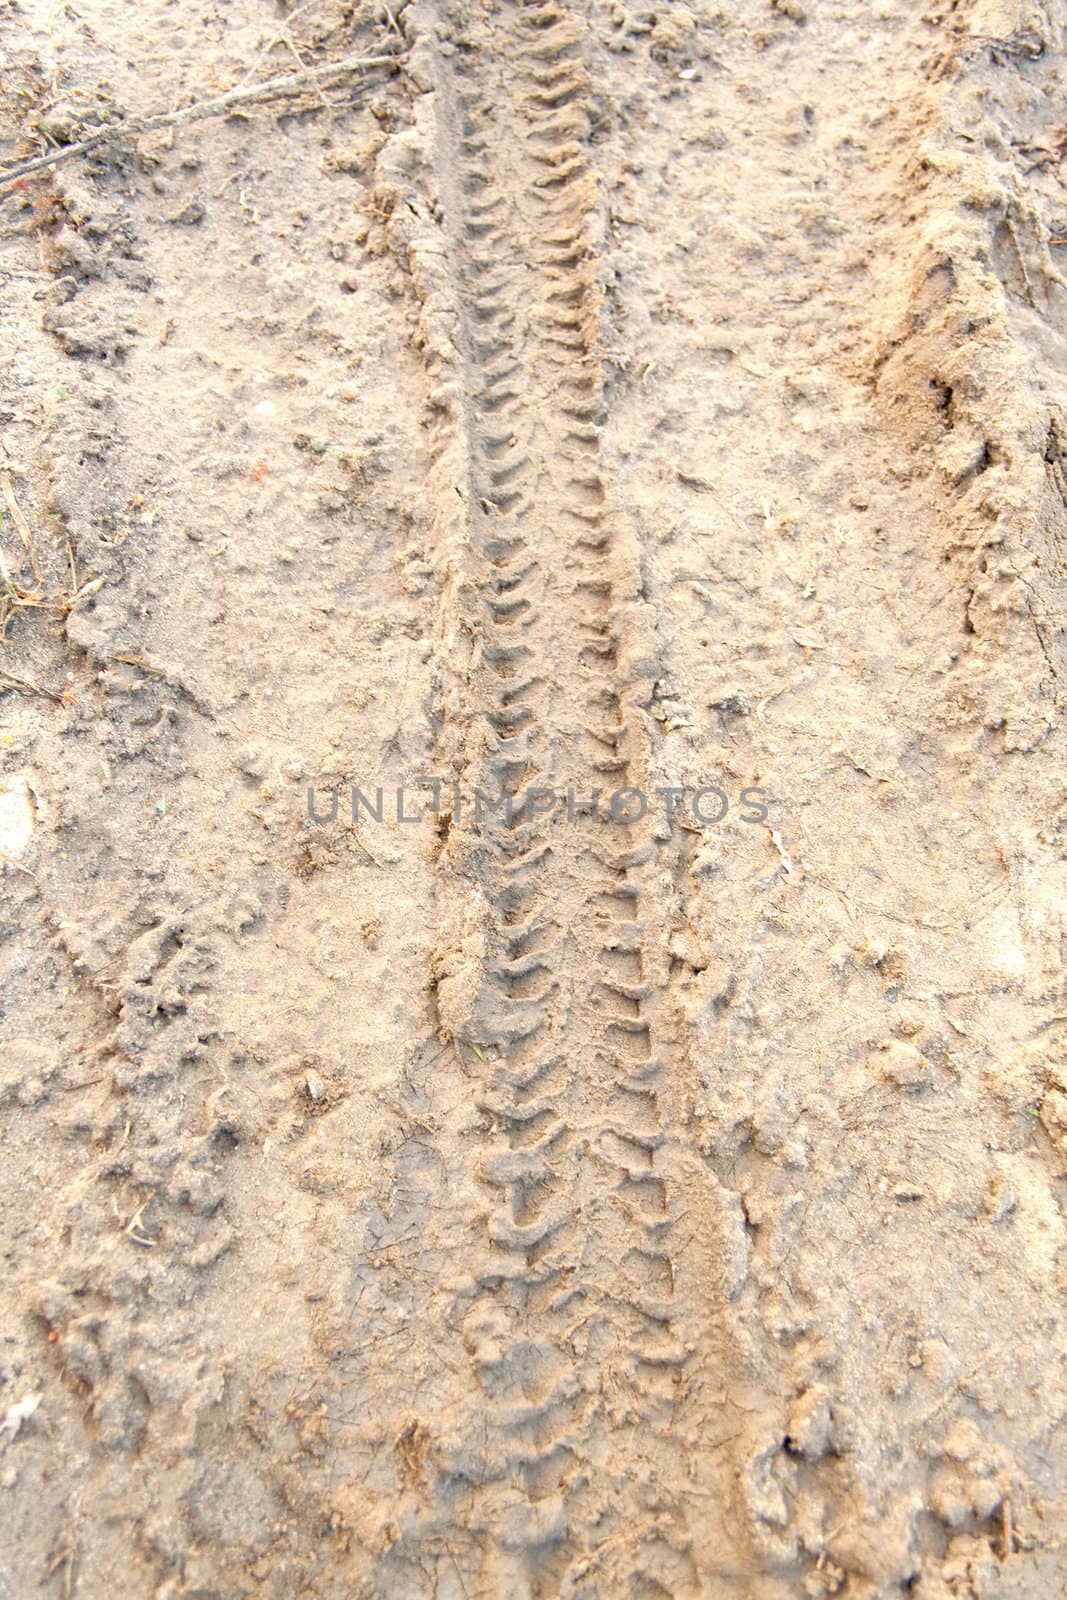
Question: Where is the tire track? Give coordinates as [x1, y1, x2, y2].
[376, 3, 747, 1593]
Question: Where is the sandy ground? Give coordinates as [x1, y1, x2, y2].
[1, 0, 1066, 1595]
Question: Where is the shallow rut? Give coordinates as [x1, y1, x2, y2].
[371, 2, 747, 1594]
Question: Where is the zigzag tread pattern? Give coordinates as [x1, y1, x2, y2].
[372, 3, 745, 1594]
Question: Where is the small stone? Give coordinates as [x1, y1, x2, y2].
[0, 775, 36, 864]
[930, 1472, 970, 1528]
[237, 747, 267, 780]
[168, 197, 205, 227]
[872, 1039, 928, 1090]
[971, 1478, 1004, 1518]
[1, 1391, 42, 1440]
[786, 1385, 832, 1459]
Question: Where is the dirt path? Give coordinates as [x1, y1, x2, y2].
[2, 1, 1066, 1597]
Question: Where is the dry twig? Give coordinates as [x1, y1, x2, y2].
[0, 50, 403, 195]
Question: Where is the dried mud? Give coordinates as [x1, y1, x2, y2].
[1, 1, 1066, 1597]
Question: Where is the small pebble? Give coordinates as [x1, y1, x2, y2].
[871, 1039, 928, 1090]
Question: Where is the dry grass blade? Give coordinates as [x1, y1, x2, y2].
[0, 668, 64, 702]
[0, 473, 33, 550]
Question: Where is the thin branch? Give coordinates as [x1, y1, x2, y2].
[0, 50, 403, 194]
